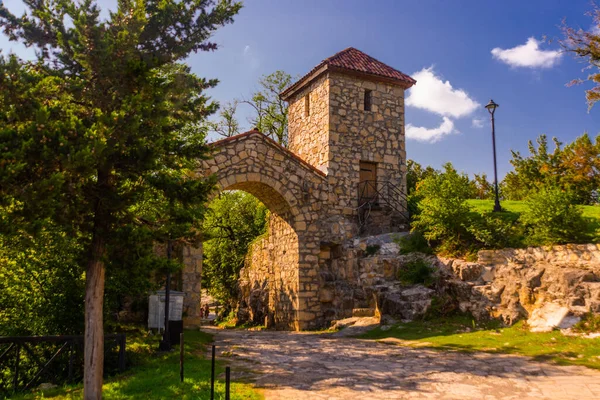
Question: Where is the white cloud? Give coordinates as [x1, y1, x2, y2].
[406, 117, 456, 143]
[242, 45, 259, 70]
[406, 67, 480, 118]
[472, 118, 485, 128]
[491, 37, 562, 68]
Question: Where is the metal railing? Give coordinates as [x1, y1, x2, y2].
[0, 334, 126, 394]
[357, 180, 410, 230]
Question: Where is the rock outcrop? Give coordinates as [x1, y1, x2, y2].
[440, 244, 600, 330]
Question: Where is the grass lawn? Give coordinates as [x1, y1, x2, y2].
[467, 199, 600, 241]
[361, 315, 600, 370]
[13, 330, 262, 400]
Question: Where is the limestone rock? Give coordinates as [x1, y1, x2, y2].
[528, 303, 580, 332]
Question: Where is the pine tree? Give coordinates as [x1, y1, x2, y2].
[0, 1, 241, 397]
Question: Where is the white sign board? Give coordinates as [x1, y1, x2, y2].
[148, 291, 185, 329]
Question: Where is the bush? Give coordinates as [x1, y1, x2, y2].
[467, 212, 523, 249]
[411, 163, 475, 255]
[397, 259, 437, 287]
[521, 186, 591, 245]
[395, 232, 433, 255]
[572, 313, 600, 333]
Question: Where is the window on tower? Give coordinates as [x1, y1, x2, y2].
[364, 89, 372, 111]
[305, 93, 310, 117]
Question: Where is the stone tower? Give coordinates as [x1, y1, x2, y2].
[281, 48, 416, 233]
[189, 48, 417, 330]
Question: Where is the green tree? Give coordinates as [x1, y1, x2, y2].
[0, 0, 240, 396]
[406, 159, 437, 195]
[501, 133, 600, 203]
[202, 192, 267, 307]
[521, 186, 591, 245]
[411, 163, 474, 255]
[0, 224, 86, 336]
[558, 133, 600, 204]
[562, 6, 600, 108]
[501, 135, 562, 200]
[209, 70, 293, 146]
[246, 70, 293, 145]
[471, 173, 494, 200]
[208, 100, 241, 138]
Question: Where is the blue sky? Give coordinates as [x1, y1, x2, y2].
[1, 0, 599, 179]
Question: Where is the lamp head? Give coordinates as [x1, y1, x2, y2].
[485, 99, 499, 115]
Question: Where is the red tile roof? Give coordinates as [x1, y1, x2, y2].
[281, 47, 416, 100]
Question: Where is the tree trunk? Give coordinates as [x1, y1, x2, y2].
[83, 232, 106, 400]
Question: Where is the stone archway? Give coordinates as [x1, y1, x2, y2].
[199, 130, 329, 330]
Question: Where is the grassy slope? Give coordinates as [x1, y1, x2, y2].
[467, 199, 600, 240]
[361, 315, 600, 370]
[13, 330, 262, 400]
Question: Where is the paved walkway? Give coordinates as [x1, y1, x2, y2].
[204, 327, 600, 400]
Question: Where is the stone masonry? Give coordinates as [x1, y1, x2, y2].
[184, 48, 416, 329]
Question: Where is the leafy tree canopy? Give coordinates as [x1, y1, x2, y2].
[202, 191, 267, 307]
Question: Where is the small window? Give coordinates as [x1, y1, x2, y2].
[364, 89, 372, 111]
[305, 93, 310, 117]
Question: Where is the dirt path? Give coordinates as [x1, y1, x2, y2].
[204, 326, 600, 400]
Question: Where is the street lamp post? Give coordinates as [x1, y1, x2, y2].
[485, 99, 502, 212]
[159, 239, 172, 351]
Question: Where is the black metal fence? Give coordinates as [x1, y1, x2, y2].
[0, 334, 126, 395]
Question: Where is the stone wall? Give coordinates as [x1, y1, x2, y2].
[181, 244, 203, 326]
[327, 72, 407, 218]
[288, 74, 330, 174]
[446, 244, 600, 330]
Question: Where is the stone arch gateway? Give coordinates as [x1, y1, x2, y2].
[201, 131, 329, 329]
[181, 47, 416, 330]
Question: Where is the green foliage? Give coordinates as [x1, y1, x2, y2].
[395, 232, 433, 255]
[562, 5, 600, 109]
[572, 313, 600, 333]
[521, 186, 591, 245]
[411, 163, 475, 255]
[0, 225, 85, 336]
[12, 330, 263, 400]
[365, 244, 380, 256]
[248, 71, 293, 146]
[406, 159, 437, 195]
[470, 173, 494, 200]
[423, 294, 458, 320]
[397, 259, 436, 287]
[0, 1, 241, 391]
[209, 70, 293, 146]
[501, 133, 600, 204]
[467, 212, 523, 249]
[202, 192, 267, 305]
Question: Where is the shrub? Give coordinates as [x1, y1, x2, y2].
[397, 259, 437, 287]
[395, 232, 434, 255]
[423, 294, 458, 320]
[521, 186, 591, 245]
[572, 313, 600, 333]
[411, 163, 475, 256]
[467, 212, 523, 249]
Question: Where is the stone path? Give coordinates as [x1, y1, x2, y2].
[204, 327, 600, 400]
